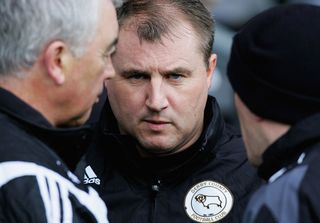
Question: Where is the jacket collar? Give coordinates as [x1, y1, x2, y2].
[99, 95, 225, 179]
[0, 87, 93, 170]
[259, 113, 320, 180]
[0, 87, 52, 127]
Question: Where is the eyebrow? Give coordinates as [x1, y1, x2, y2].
[120, 67, 192, 77]
[161, 67, 192, 76]
[121, 69, 150, 77]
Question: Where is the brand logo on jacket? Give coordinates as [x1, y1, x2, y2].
[0, 161, 108, 222]
[184, 180, 233, 222]
[83, 165, 101, 185]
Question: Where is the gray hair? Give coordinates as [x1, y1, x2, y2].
[0, 0, 102, 77]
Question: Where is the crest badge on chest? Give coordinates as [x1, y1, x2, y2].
[184, 180, 234, 222]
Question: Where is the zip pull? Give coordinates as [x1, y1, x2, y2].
[151, 180, 161, 192]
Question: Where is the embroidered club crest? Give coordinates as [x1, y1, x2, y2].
[184, 180, 233, 222]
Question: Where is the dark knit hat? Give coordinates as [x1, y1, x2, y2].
[227, 4, 320, 124]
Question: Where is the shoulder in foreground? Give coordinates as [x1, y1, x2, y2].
[0, 118, 45, 162]
[245, 163, 319, 223]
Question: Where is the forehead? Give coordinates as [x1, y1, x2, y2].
[113, 22, 204, 70]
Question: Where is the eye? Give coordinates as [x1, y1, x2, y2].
[122, 71, 150, 80]
[121, 71, 150, 84]
[128, 73, 148, 80]
[167, 73, 184, 81]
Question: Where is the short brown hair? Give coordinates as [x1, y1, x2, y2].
[117, 0, 215, 67]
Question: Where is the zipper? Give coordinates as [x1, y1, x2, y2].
[150, 179, 161, 223]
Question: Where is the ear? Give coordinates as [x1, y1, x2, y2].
[44, 41, 68, 85]
[206, 53, 217, 89]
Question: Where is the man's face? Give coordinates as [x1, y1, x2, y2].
[107, 21, 216, 156]
[63, 0, 118, 126]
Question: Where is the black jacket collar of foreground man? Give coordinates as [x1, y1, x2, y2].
[0, 87, 93, 171]
[259, 113, 320, 181]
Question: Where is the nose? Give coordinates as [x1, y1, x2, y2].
[103, 56, 116, 80]
[145, 77, 169, 112]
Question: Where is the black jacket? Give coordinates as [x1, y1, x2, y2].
[243, 113, 320, 223]
[77, 96, 261, 223]
[0, 88, 109, 223]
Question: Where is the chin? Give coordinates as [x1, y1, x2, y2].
[59, 110, 92, 128]
[76, 111, 92, 125]
[138, 143, 179, 157]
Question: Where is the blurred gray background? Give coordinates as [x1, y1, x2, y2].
[201, 0, 320, 127]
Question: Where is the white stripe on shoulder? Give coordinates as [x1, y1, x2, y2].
[0, 161, 109, 223]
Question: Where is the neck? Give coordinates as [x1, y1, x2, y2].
[0, 71, 57, 126]
[262, 119, 291, 147]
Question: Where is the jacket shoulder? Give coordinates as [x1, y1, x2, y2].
[244, 162, 320, 223]
[0, 114, 48, 162]
[214, 123, 247, 160]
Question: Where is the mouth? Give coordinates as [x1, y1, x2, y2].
[143, 119, 171, 131]
[144, 119, 170, 125]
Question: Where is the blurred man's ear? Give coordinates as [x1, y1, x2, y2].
[44, 41, 68, 85]
[206, 53, 217, 88]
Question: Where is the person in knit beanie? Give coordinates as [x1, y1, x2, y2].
[227, 3, 320, 223]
